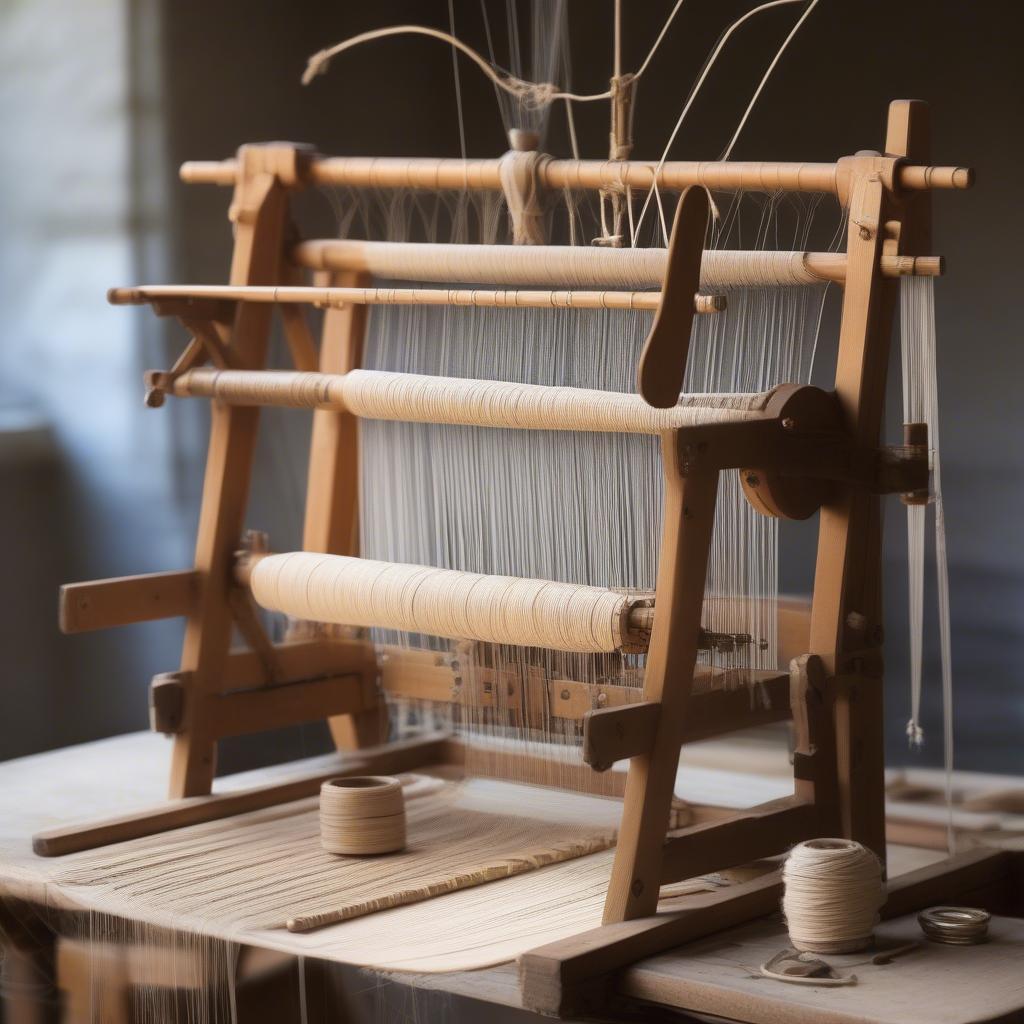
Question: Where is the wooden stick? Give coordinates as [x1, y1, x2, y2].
[603, 449, 720, 923]
[289, 240, 942, 286]
[180, 154, 973, 194]
[59, 570, 199, 634]
[110, 283, 727, 314]
[31, 734, 450, 857]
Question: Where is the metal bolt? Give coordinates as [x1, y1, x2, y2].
[596, 691, 608, 707]
[631, 879, 644, 898]
[745, 473, 760, 487]
[560, 688, 571, 701]
[781, 417, 796, 431]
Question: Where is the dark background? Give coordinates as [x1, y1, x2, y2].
[2, 0, 1021, 774]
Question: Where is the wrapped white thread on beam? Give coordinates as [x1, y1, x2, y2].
[172, 367, 769, 434]
[250, 551, 641, 653]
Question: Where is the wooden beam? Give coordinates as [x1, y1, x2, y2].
[59, 570, 199, 634]
[660, 797, 818, 885]
[603, 452, 720, 923]
[583, 702, 660, 771]
[32, 733, 449, 857]
[520, 871, 783, 1017]
[205, 673, 376, 738]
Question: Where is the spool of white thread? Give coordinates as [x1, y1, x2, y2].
[782, 838, 885, 954]
[319, 776, 406, 856]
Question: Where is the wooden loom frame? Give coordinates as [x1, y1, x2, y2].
[42, 99, 981, 1016]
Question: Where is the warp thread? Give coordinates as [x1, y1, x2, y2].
[319, 776, 407, 855]
[782, 839, 885, 954]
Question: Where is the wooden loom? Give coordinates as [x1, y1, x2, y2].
[43, 99, 981, 1015]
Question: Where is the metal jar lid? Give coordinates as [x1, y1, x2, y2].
[918, 906, 991, 945]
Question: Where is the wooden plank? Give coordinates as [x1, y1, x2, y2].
[520, 849, 1019, 1018]
[170, 145, 295, 798]
[205, 673, 376, 738]
[602, 450, 720, 923]
[618, 908, 1024, 1024]
[301, 267, 385, 752]
[519, 871, 783, 1016]
[660, 797, 818, 885]
[881, 847, 1015, 919]
[221, 638, 374, 689]
[677, 672, 791, 744]
[808, 103, 931, 863]
[32, 734, 449, 857]
[59, 570, 199, 634]
[583, 702, 660, 771]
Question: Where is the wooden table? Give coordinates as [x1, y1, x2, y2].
[2, 733, 1022, 1023]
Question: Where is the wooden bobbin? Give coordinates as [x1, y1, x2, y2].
[319, 776, 406, 855]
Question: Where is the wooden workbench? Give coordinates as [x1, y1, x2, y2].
[1, 732, 1022, 1023]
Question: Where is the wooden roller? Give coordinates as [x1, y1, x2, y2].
[180, 154, 973, 195]
[290, 240, 943, 288]
[161, 367, 774, 435]
[245, 551, 654, 654]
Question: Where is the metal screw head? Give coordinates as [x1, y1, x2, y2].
[781, 417, 796, 431]
[745, 473, 760, 487]
[560, 688, 571, 701]
[596, 691, 608, 707]
[631, 879, 644, 898]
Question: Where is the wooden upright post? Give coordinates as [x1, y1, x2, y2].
[302, 269, 386, 750]
[169, 145, 301, 798]
[808, 101, 932, 860]
[603, 435, 719, 923]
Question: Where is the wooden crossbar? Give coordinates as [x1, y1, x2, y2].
[181, 153, 972, 196]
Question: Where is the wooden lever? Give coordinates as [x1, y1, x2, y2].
[637, 187, 711, 408]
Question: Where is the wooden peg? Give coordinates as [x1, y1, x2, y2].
[637, 187, 709, 408]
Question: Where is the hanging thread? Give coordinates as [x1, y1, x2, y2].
[782, 839, 885, 954]
[319, 776, 407, 856]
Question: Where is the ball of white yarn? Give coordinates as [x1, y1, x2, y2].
[320, 776, 406, 856]
[782, 838, 885, 954]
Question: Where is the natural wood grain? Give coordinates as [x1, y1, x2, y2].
[169, 144, 294, 798]
[59, 570, 199, 634]
[637, 188, 709, 407]
[31, 734, 448, 857]
[603, 448, 720, 923]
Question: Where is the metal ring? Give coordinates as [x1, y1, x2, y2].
[918, 906, 991, 945]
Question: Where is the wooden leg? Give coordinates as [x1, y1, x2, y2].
[603, 441, 719, 923]
[169, 149, 292, 798]
[302, 269, 386, 751]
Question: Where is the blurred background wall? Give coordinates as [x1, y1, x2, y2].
[1, 0, 1020, 773]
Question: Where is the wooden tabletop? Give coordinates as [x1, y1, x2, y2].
[2, 732, 1022, 1024]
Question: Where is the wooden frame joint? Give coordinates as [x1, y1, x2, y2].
[582, 701, 660, 771]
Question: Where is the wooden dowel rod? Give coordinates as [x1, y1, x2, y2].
[180, 156, 973, 194]
[288, 241, 942, 287]
[108, 284, 726, 315]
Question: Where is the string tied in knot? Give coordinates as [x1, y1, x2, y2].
[499, 147, 551, 246]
